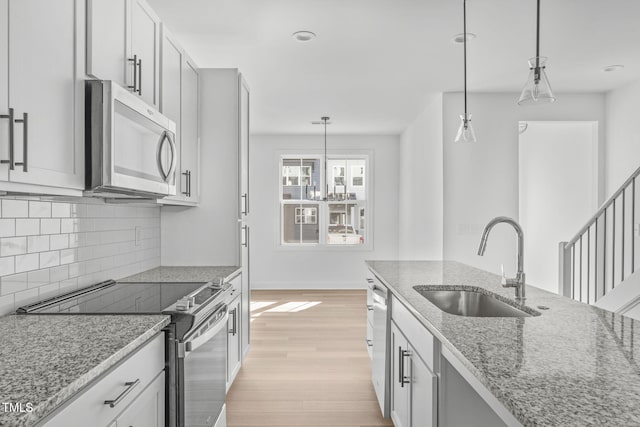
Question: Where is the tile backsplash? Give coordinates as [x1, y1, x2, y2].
[0, 198, 161, 316]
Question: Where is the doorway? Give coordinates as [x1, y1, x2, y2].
[518, 121, 598, 293]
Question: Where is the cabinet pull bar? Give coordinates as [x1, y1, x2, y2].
[0, 108, 14, 169]
[14, 113, 27, 172]
[128, 55, 138, 92]
[182, 171, 190, 195]
[188, 170, 192, 197]
[137, 59, 142, 95]
[104, 378, 140, 408]
[241, 193, 248, 215]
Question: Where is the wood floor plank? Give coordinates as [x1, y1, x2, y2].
[227, 290, 392, 427]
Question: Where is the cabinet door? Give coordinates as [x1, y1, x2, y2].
[227, 295, 242, 390]
[239, 75, 250, 216]
[181, 56, 199, 203]
[130, 0, 160, 108]
[0, 0, 8, 182]
[409, 346, 437, 427]
[8, 0, 84, 189]
[390, 322, 409, 427]
[115, 372, 165, 427]
[240, 257, 250, 359]
[86, 0, 128, 87]
[159, 27, 184, 201]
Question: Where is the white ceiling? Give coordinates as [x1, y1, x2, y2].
[149, 0, 640, 134]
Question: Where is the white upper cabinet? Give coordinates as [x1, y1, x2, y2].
[180, 56, 200, 204]
[87, 0, 160, 109]
[0, 0, 84, 193]
[158, 26, 199, 206]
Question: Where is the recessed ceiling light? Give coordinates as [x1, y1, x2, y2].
[292, 31, 316, 43]
[603, 64, 624, 72]
[451, 33, 476, 44]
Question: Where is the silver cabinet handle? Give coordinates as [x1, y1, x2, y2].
[229, 307, 237, 336]
[128, 54, 138, 92]
[241, 225, 249, 248]
[366, 339, 373, 347]
[182, 171, 189, 195]
[399, 348, 411, 387]
[14, 112, 27, 172]
[104, 378, 140, 408]
[187, 170, 191, 197]
[366, 305, 373, 311]
[137, 58, 142, 95]
[241, 193, 248, 215]
[0, 108, 14, 169]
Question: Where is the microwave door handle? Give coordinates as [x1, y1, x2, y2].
[166, 132, 177, 182]
[156, 132, 169, 181]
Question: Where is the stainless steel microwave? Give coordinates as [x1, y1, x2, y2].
[85, 80, 177, 198]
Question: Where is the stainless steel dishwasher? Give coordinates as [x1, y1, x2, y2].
[368, 276, 390, 418]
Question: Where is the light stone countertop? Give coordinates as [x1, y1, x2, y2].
[0, 314, 169, 427]
[366, 260, 640, 427]
[120, 266, 241, 284]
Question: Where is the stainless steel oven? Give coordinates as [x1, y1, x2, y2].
[178, 303, 228, 427]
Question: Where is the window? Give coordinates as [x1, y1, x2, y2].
[280, 155, 368, 246]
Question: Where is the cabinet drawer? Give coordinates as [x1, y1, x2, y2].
[41, 333, 164, 427]
[391, 295, 436, 371]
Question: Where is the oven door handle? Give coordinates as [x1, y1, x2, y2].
[183, 305, 228, 356]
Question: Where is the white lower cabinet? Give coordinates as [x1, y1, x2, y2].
[226, 275, 242, 391]
[390, 296, 438, 427]
[39, 334, 165, 427]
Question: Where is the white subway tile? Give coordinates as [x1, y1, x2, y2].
[50, 234, 69, 250]
[59, 278, 78, 292]
[15, 254, 40, 274]
[60, 248, 77, 265]
[60, 218, 76, 233]
[1, 237, 27, 256]
[51, 202, 71, 218]
[39, 282, 60, 299]
[2, 200, 28, 218]
[27, 235, 50, 253]
[50, 265, 69, 282]
[68, 233, 79, 248]
[15, 219, 40, 236]
[29, 201, 51, 218]
[0, 294, 14, 316]
[68, 262, 80, 278]
[13, 287, 40, 307]
[1, 273, 28, 295]
[27, 269, 50, 288]
[40, 218, 61, 235]
[39, 251, 60, 269]
[0, 219, 15, 237]
[0, 257, 14, 276]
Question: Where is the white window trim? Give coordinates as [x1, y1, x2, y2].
[277, 152, 373, 251]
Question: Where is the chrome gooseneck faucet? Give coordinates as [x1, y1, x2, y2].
[477, 216, 526, 303]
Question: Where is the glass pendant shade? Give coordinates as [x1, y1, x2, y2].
[455, 113, 477, 143]
[518, 57, 555, 105]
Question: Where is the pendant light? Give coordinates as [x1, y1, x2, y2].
[312, 117, 332, 201]
[518, 0, 555, 105]
[454, 0, 476, 143]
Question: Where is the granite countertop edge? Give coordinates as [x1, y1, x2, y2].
[119, 265, 242, 284]
[22, 316, 170, 427]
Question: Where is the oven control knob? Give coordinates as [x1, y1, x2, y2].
[175, 298, 190, 311]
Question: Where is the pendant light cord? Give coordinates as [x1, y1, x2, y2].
[535, 0, 540, 69]
[463, 0, 468, 118]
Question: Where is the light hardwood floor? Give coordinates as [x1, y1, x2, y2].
[226, 289, 393, 427]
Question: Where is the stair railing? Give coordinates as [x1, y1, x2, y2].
[559, 165, 640, 303]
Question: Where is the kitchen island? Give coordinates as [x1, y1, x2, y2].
[367, 260, 640, 427]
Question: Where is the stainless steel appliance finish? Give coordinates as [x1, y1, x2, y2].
[369, 277, 390, 418]
[180, 303, 228, 427]
[85, 80, 177, 198]
[16, 279, 233, 427]
[413, 287, 533, 317]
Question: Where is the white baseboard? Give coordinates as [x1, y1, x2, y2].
[251, 281, 365, 290]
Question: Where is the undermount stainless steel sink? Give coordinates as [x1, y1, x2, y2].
[413, 286, 539, 318]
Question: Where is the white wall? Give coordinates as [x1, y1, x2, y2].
[605, 79, 640, 198]
[0, 198, 160, 316]
[398, 93, 444, 259]
[162, 69, 240, 266]
[250, 134, 399, 289]
[443, 93, 606, 280]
